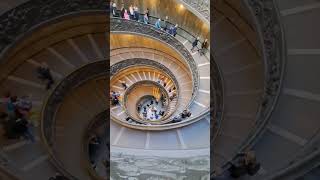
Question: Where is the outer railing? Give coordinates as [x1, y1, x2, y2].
[110, 17, 200, 106]
[238, 0, 286, 154]
[0, 0, 108, 179]
[41, 61, 107, 180]
[83, 111, 108, 180]
[0, 0, 107, 63]
[110, 58, 182, 126]
[177, 0, 210, 24]
[122, 80, 173, 124]
[213, 0, 286, 176]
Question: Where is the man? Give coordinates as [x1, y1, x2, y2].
[199, 39, 209, 56]
[36, 63, 54, 90]
[169, 24, 178, 37]
[191, 37, 200, 52]
[155, 19, 161, 29]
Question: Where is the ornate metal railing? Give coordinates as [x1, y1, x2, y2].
[213, 0, 286, 176]
[110, 17, 200, 105]
[0, 0, 107, 62]
[110, 58, 181, 125]
[122, 80, 172, 123]
[179, 0, 210, 23]
[83, 111, 108, 180]
[41, 61, 107, 179]
[238, 0, 286, 153]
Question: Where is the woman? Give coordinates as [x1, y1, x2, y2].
[124, 9, 130, 20]
[143, 11, 149, 24]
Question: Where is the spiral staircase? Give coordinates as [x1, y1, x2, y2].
[0, 0, 318, 180]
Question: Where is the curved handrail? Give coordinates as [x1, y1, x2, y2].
[110, 17, 200, 107]
[83, 111, 108, 180]
[110, 59, 211, 130]
[111, 47, 191, 76]
[41, 60, 107, 179]
[213, 0, 287, 175]
[122, 80, 172, 124]
[110, 58, 182, 117]
[177, 0, 210, 23]
[237, 0, 286, 153]
[112, 10, 209, 47]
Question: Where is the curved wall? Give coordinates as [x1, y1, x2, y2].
[110, 33, 190, 72]
[112, 0, 209, 39]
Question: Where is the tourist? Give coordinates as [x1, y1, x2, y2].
[155, 18, 161, 29]
[169, 92, 177, 101]
[191, 37, 200, 52]
[124, 9, 130, 20]
[172, 115, 182, 123]
[121, 81, 127, 90]
[134, 6, 139, 21]
[4, 93, 17, 119]
[169, 24, 178, 36]
[143, 11, 149, 24]
[137, 104, 142, 112]
[162, 16, 169, 31]
[199, 39, 209, 56]
[181, 109, 191, 118]
[111, 2, 117, 17]
[163, 81, 167, 87]
[226, 151, 260, 178]
[120, 5, 125, 18]
[146, 8, 150, 18]
[36, 63, 54, 90]
[129, 5, 134, 20]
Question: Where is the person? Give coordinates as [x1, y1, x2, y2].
[169, 92, 177, 101]
[137, 104, 142, 112]
[36, 63, 54, 90]
[143, 11, 149, 24]
[134, 6, 139, 21]
[169, 24, 178, 37]
[121, 81, 127, 90]
[129, 5, 134, 20]
[191, 37, 200, 52]
[172, 115, 182, 123]
[120, 5, 125, 18]
[227, 151, 260, 178]
[155, 18, 161, 29]
[163, 82, 167, 87]
[162, 16, 169, 31]
[4, 94, 17, 118]
[89, 134, 100, 158]
[199, 39, 209, 56]
[181, 109, 191, 118]
[112, 2, 117, 17]
[124, 9, 130, 20]
[146, 8, 150, 18]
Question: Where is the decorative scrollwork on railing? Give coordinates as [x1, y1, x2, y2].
[180, 0, 210, 22]
[241, 0, 285, 148]
[213, 0, 285, 175]
[84, 110, 109, 180]
[0, 0, 107, 58]
[110, 58, 181, 124]
[110, 18, 199, 102]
